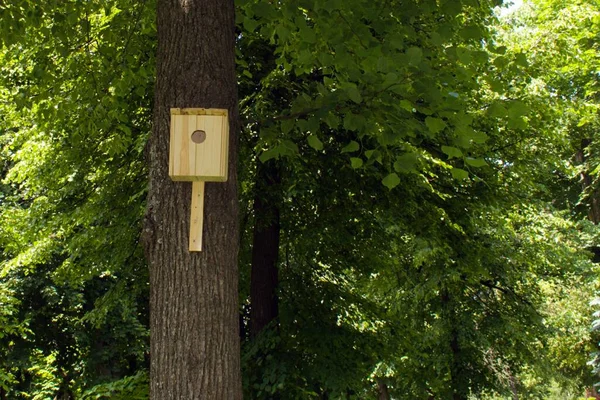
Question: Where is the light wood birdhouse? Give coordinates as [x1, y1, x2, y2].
[168, 108, 229, 252]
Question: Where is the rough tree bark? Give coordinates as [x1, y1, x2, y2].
[143, 0, 242, 398]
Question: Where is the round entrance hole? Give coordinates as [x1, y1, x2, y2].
[191, 130, 207, 144]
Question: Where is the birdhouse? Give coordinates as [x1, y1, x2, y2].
[169, 108, 229, 182]
[168, 108, 230, 252]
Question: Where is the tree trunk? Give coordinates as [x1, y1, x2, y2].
[143, 0, 241, 398]
[575, 139, 600, 224]
[441, 289, 468, 400]
[507, 370, 519, 400]
[450, 330, 466, 400]
[57, 371, 75, 400]
[575, 141, 600, 399]
[585, 387, 600, 399]
[250, 160, 281, 337]
[376, 378, 391, 400]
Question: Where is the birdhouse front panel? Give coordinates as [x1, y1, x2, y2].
[169, 108, 229, 182]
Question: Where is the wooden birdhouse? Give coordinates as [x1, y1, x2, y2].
[169, 108, 229, 182]
[168, 108, 230, 252]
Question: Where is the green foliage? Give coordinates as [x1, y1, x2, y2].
[0, 0, 153, 397]
[0, 0, 598, 398]
[237, 0, 503, 189]
[235, 0, 600, 397]
[81, 372, 149, 400]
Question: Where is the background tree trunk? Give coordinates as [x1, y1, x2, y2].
[376, 378, 391, 400]
[575, 139, 600, 224]
[143, 0, 241, 398]
[250, 160, 281, 337]
[441, 289, 468, 400]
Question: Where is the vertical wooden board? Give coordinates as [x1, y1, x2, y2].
[178, 114, 186, 176]
[189, 181, 205, 251]
[194, 115, 223, 178]
[207, 115, 220, 177]
[211, 116, 224, 178]
[169, 114, 180, 177]
[194, 114, 205, 177]
[221, 114, 229, 179]
[185, 116, 196, 178]
[169, 115, 174, 177]
[191, 114, 198, 178]
[176, 115, 190, 177]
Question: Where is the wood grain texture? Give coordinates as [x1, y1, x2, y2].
[169, 108, 228, 182]
[171, 107, 228, 115]
[189, 181, 204, 252]
[143, 0, 241, 398]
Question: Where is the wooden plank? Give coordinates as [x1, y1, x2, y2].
[171, 107, 228, 116]
[169, 113, 176, 177]
[194, 115, 225, 180]
[184, 115, 195, 178]
[174, 114, 188, 178]
[189, 181, 205, 252]
[221, 112, 229, 180]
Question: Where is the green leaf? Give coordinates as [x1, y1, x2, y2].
[382, 173, 401, 189]
[394, 152, 418, 172]
[451, 167, 469, 180]
[243, 17, 259, 32]
[324, 112, 340, 129]
[307, 135, 323, 150]
[508, 101, 530, 119]
[275, 25, 291, 42]
[464, 157, 487, 167]
[281, 119, 294, 134]
[460, 25, 481, 40]
[365, 149, 383, 163]
[425, 117, 446, 134]
[350, 157, 363, 169]
[343, 113, 366, 131]
[460, 128, 488, 145]
[457, 48, 472, 64]
[430, 32, 444, 46]
[281, 139, 299, 155]
[259, 148, 280, 163]
[442, 145, 463, 159]
[383, 72, 398, 85]
[341, 141, 360, 153]
[492, 45, 507, 55]
[514, 53, 528, 67]
[494, 56, 509, 69]
[300, 26, 316, 44]
[346, 86, 362, 104]
[406, 47, 422, 65]
[400, 100, 413, 112]
[487, 102, 507, 118]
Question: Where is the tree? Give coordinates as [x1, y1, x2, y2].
[0, 1, 152, 397]
[1, 0, 599, 398]
[234, 0, 600, 397]
[142, 0, 242, 398]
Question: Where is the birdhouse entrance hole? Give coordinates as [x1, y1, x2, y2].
[191, 130, 206, 144]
